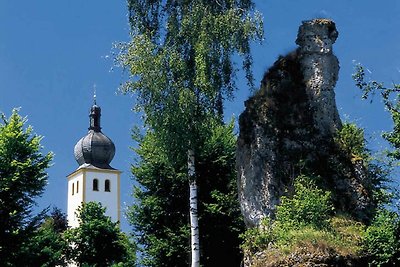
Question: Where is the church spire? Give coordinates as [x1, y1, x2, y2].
[89, 85, 101, 132]
[74, 95, 116, 169]
[93, 84, 97, 105]
[89, 104, 101, 132]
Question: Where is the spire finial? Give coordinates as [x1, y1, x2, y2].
[93, 84, 97, 105]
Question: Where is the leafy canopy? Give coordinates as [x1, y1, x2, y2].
[22, 208, 69, 267]
[353, 63, 400, 160]
[65, 202, 134, 267]
[119, 1, 263, 266]
[116, 0, 263, 153]
[129, 120, 244, 266]
[363, 209, 400, 266]
[0, 109, 53, 266]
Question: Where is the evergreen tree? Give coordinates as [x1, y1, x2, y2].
[117, 1, 262, 266]
[65, 202, 134, 267]
[0, 109, 53, 266]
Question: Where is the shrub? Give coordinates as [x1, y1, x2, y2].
[276, 175, 333, 229]
[364, 209, 400, 266]
[335, 122, 369, 161]
[241, 175, 365, 265]
[240, 217, 274, 254]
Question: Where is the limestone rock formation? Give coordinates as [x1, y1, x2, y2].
[237, 19, 373, 228]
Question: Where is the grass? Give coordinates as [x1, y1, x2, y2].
[243, 215, 366, 267]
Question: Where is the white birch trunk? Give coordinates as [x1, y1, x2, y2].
[188, 148, 200, 267]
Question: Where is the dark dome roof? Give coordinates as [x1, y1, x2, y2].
[74, 103, 115, 169]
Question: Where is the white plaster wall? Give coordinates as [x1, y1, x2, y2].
[85, 170, 120, 222]
[67, 172, 84, 228]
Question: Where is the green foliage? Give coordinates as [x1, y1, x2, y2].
[119, 1, 261, 266]
[241, 176, 366, 265]
[0, 109, 53, 266]
[65, 202, 135, 267]
[240, 218, 274, 254]
[364, 209, 400, 266]
[48, 206, 68, 233]
[335, 122, 369, 161]
[129, 120, 244, 266]
[241, 173, 400, 266]
[276, 175, 333, 229]
[353, 63, 400, 160]
[352, 65, 400, 265]
[21, 209, 69, 267]
[334, 121, 393, 209]
[116, 0, 263, 157]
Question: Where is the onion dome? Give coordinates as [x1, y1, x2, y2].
[74, 101, 115, 169]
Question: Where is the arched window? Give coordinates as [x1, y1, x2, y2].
[105, 179, 110, 192]
[93, 179, 99, 191]
[72, 183, 74, 195]
[76, 181, 79, 193]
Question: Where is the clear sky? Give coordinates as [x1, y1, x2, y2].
[1, 1, 399, 231]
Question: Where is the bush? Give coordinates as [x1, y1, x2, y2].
[276, 175, 333, 229]
[364, 209, 400, 266]
[241, 218, 274, 253]
[241, 174, 400, 266]
[335, 122, 369, 161]
[241, 175, 365, 265]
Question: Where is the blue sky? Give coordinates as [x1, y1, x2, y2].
[1, 1, 399, 231]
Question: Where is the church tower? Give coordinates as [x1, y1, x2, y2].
[67, 99, 121, 228]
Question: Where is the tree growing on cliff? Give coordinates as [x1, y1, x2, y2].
[116, 1, 263, 266]
[352, 64, 400, 264]
[0, 109, 53, 266]
[353, 64, 400, 161]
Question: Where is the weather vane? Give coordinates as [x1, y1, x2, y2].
[93, 84, 97, 105]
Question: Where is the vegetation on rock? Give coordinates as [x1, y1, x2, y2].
[240, 116, 400, 266]
[241, 175, 365, 266]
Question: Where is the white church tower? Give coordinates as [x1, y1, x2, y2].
[67, 99, 121, 228]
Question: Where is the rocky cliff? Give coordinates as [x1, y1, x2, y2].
[237, 19, 373, 228]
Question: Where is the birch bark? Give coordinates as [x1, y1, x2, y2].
[188, 148, 200, 267]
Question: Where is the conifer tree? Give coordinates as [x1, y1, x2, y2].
[117, 1, 263, 266]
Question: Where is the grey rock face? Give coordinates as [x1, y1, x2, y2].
[296, 20, 341, 137]
[237, 19, 372, 228]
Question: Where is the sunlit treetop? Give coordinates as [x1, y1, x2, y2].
[117, 0, 263, 155]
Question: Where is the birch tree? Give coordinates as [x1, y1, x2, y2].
[129, 118, 245, 266]
[117, 1, 263, 265]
